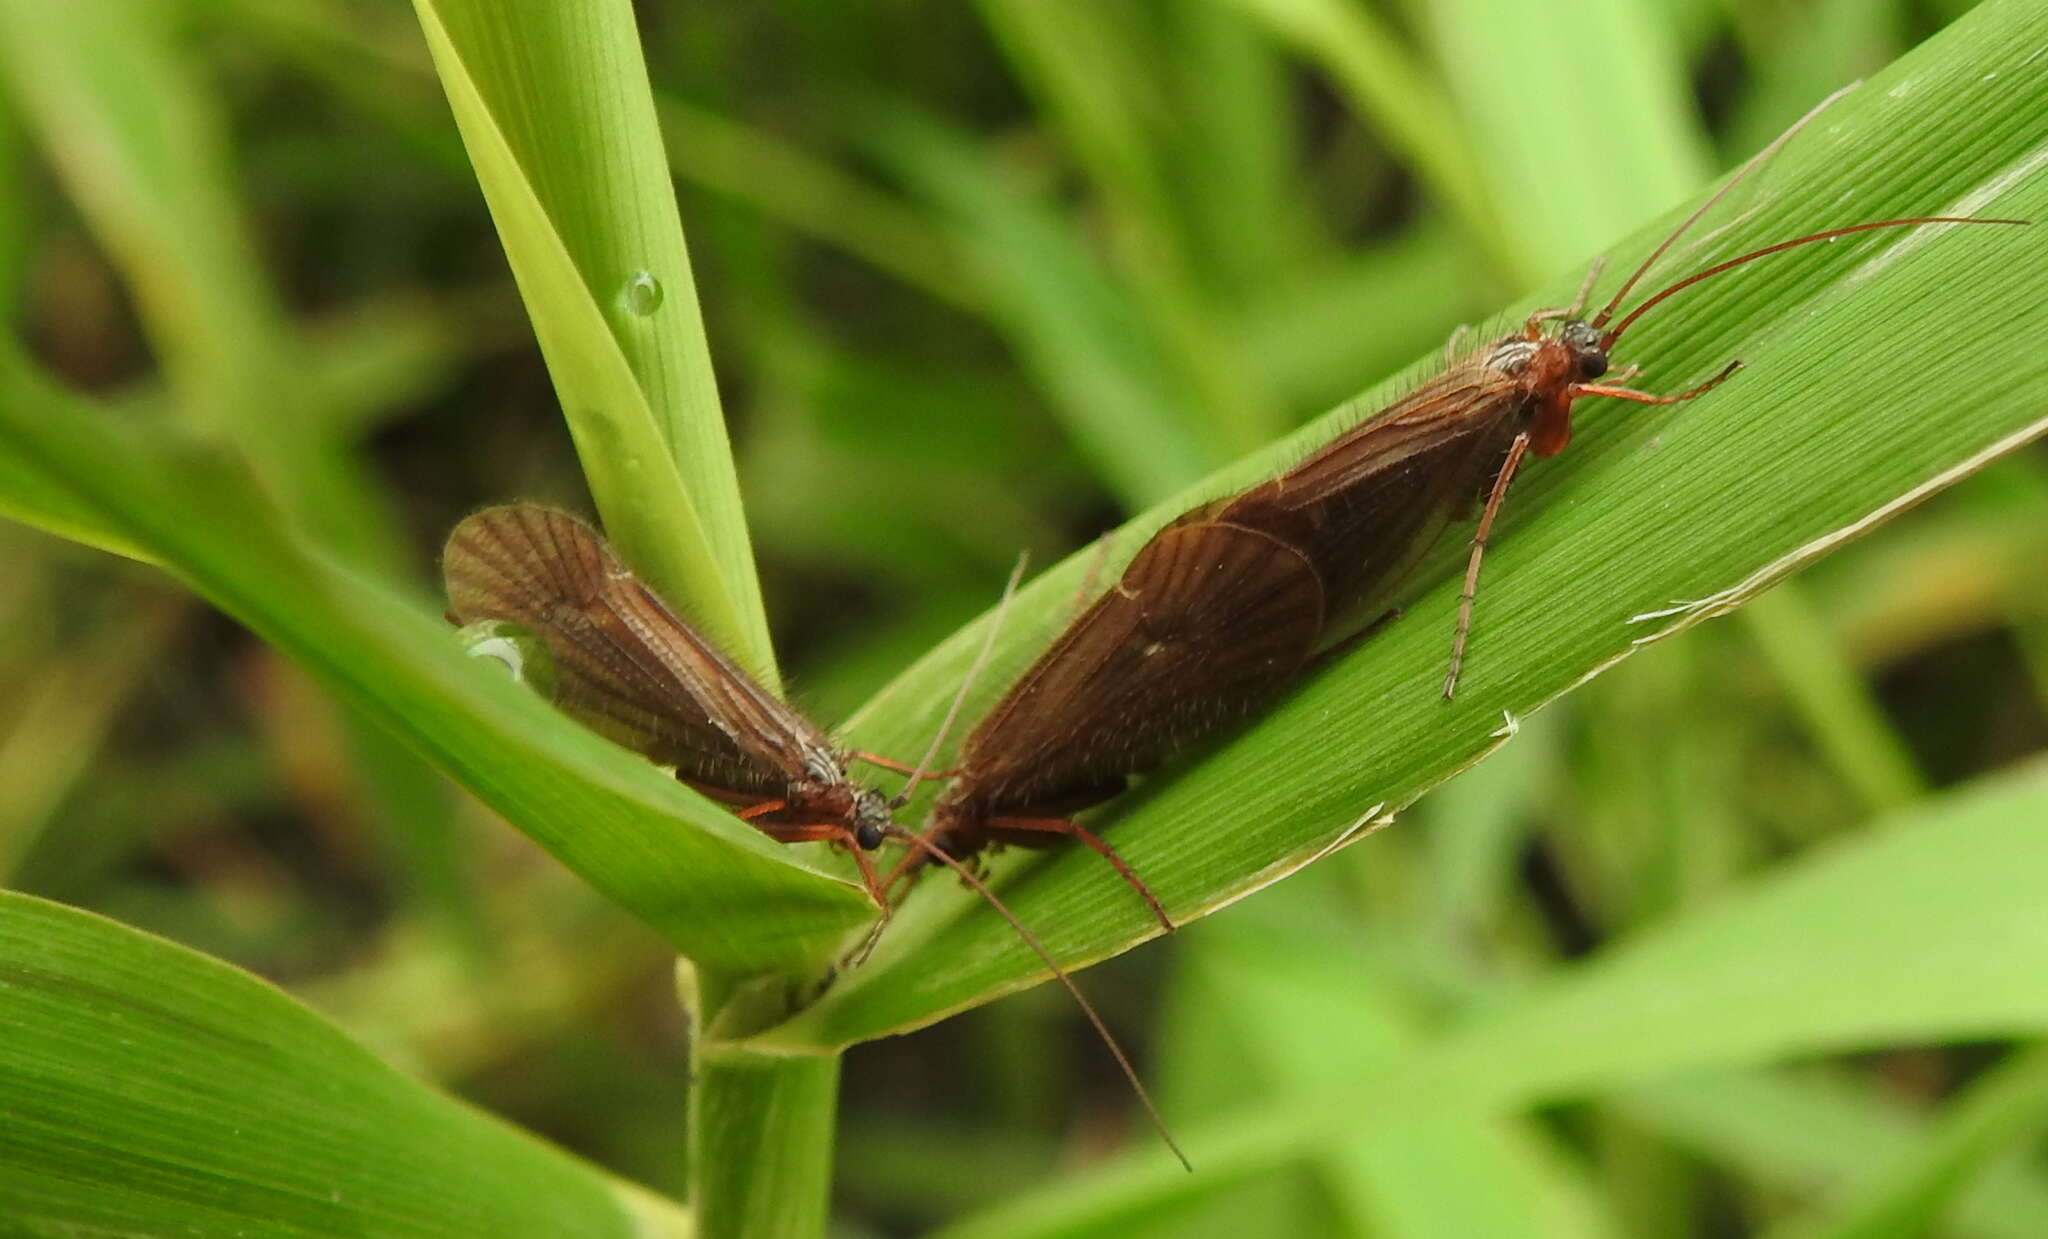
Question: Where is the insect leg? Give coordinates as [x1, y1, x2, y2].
[1572, 359, 1741, 406]
[756, 821, 892, 910]
[752, 821, 854, 845]
[1444, 433, 1531, 700]
[992, 816, 1174, 932]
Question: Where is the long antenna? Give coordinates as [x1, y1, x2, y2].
[1600, 216, 2029, 343]
[892, 552, 1029, 809]
[1591, 82, 1856, 329]
[885, 825, 1193, 1173]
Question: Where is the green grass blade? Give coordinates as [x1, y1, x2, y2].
[410, 0, 776, 684]
[1795, 1043, 2048, 1239]
[1739, 583, 1928, 814]
[0, 455, 148, 561]
[1174, 4, 1320, 304]
[1622, 1069, 2048, 1239]
[656, 95, 984, 315]
[0, 593, 184, 880]
[0, 0, 489, 951]
[874, 104, 1217, 508]
[1185, 907, 1621, 1239]
[0, 890, 690, 1237]
[0, 347, 874, 975]
[1217, 0, 1502, 271]
[924, 760, 2048, 1235]
[1431, 0, 1713, 281]
[1409, 761, 2048, 1108]
[1418, 707, 1559, 939]
[689, 1041, 838, 1239]
[771, 4, 2048, 1046]
[978, 0, 1285, 453]
[0, 0, 405, 569]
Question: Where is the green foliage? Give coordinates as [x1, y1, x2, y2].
[414, 0, 776, 685]
[0, 0, 2044, 1236]
[794, 38, 2048, 1043]
[0, 891, 687, 1237]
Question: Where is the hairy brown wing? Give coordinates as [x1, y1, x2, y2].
[1265, 362, 1521, 509]
[442, 505, 828, 795]
[1223, 368, 1526, 623]
[958, 520, 1326, 814]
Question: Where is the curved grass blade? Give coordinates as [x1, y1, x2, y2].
[924, 759, 2048, 1236]
[409, 0, 775, 684]
[0, 346, 874, 976]
[0, 890, 690, 1237]
[772, 9, 2048, 1047]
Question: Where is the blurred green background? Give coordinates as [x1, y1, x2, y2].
[1, 0, 2045, 1235]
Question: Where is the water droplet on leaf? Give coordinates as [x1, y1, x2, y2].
[621, 270, 663, 316]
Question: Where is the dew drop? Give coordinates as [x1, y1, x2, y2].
[621, 270, 664, 316]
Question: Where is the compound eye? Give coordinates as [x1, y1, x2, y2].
[1578, 350, 1609, 380]
[855, 821, 886, 850]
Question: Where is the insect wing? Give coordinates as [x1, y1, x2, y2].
[443, 506, 818, 793]
[961, 520, 1327, 811]
[1228, 363, 1525, 624]
[1259, 363, 1518, 513]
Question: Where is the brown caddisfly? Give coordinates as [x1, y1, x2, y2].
[444, 504, 1192, 1168]
[889, 88, 2025, 915]
[1210, 92, 2026, 700]
[443, 504, 903, 901]
[889, 514, 1325, 928]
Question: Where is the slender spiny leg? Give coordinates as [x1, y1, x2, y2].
[840, 844, 895, 964]
[1604, 363, 1641, 386]
[756, 820, 891, 908]
[1444, 433, 1532, 700]
[992, 816, 1174, 932]
[847, 918, 888, 968]
[847, 844, 887, 909]
[1573, 360, 1740, 407]
[847, 750, 915, 774]
[835, 857, 897, 965]
[754, 821, 848, 845]
[737, 798, 788, 821]
[1439, 360, 1737, 703]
